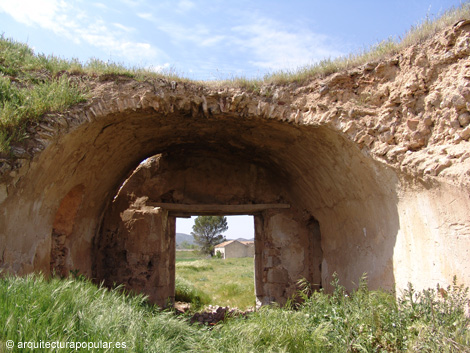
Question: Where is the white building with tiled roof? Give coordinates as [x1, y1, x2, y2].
[214, 240, 254, 259]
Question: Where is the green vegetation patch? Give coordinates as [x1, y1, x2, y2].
[1, 273, 469, 352]
[208, 275, 470, 353]
[0, 274, 200, 352]
[176, 260, 214, 272]
[0, 36, 87, 154]
[175, 250, 206, 262]
[174, 276, 211, 309]
[0, 35, 183, 155]
[176, 256, 255, 310]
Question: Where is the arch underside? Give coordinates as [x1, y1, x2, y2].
[2, 104, 402, 304]
[1, 47, 470, 304]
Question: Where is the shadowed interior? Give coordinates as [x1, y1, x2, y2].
[13, 107, 399, 305]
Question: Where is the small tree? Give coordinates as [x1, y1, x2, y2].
[191, 216, 228, 256]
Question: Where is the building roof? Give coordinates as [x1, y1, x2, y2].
[240, 241, 254, 245]
[215, 239, 254, 248]
[214, 240, 239, 248]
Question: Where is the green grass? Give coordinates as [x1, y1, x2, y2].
[0, 274, 201, 352]
[0, 273, 469, 352]
[175, 250, 206, 262]
[0, 36, 87, 154]
[0, 35, 183, 155]
[174, 276, 211, 309]
[175, 254, 255, 310]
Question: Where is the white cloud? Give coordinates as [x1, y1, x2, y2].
[177, 0, 195, 12]
[146, 17, 226, 48]
[137, 12, 153, 20]
[92, 2, 108, 10]
[0, 0, 164, 63]
[200, 35, 225, 47]
[0, 0, 345, 78]
[112, 22, 135, 32]
[138, 5, 342, 74]
[0, 0, 67, 33]
[118, 0, 145, 8]
[231, 16, 343, 71]
[147, 62, 170, 73]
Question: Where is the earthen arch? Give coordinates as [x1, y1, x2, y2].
[1, 23, 470, 302]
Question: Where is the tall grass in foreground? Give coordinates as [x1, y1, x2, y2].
[0, 274, 200, 352]
[0, 273, 469, 352]
[207, 275, 470, 353]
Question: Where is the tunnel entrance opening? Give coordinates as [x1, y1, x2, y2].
[93, 146, 328, 308]
[175, 215, 256, 309]
[8, 51, 467, 307]
[95, 188, 324, 308]
[90, 148, 328, 308]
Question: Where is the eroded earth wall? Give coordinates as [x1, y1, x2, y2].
[0, 21, 470, 303]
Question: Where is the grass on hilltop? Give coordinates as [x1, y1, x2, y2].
[1, 273, 469, 352]
[2, 2, 470, 154]
[242, 2, 470, 86]
[0, 36, 181, 155]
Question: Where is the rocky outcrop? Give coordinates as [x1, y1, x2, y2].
[189, 306, 249, 326]
[0, 21, 469, 304]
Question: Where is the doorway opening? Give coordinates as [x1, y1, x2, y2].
[175, 215, 256, 310]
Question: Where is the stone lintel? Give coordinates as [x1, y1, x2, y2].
[149, 202, 290, 216]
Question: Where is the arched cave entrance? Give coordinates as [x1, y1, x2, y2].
[93, 151, 324, 306]
[4, 33, 470, 301]
[0, 82, 405, 305]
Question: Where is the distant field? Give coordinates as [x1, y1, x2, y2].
[175, 250, 255, 309]
[175, 250, 206, 262]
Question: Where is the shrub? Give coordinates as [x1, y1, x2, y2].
[208, 274, 470, 352]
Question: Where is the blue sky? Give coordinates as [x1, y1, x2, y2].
[0, 0, 464, 80]
[178, 216, 254, 239]
[0, 0, 463, 238]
